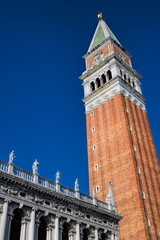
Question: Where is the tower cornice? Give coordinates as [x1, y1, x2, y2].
[83, 36, 132, 59]
[82, 77, 146, 113]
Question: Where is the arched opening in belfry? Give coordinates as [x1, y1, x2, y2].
[128, 77, 131, 84]
[38, 216, 47, 240]
[9, 209, 22, 240]
[62, 222, 69, 240]
[90, 82, 95, 92]
[107, 70, 112, 80]
[96, 78, 101, 88]
[132, 81, 135, 87]
[101, 74, 106, 84]
[82, 228, 88, 240]
[124, 73, 126, 81]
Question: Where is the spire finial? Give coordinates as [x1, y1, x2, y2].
[97, 12, 103, 20]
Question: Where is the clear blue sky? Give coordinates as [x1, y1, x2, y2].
[0, 0, 159, 195]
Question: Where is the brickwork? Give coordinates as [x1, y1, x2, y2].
[86, 94, 160, 239]
[113, 46, 131, 66]
[86, 43, 111, 69]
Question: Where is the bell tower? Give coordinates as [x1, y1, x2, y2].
[80, 15, 160, 239]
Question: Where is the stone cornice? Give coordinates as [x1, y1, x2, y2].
[0, 191, 119, 233]
[82, 77, 146, 113]
[0, 169, 121, 221]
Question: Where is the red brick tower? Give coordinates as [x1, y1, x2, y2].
[80, 15, 160, 239]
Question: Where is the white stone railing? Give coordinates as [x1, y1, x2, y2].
[0, 160, 114, 212]
[14, 166, 34, 182]
[0, 161, 8, 172]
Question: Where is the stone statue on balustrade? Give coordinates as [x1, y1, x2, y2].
[32, 159, 39, 174]
[106, 182, 116, 211]
[9, 150, 16, 164]
[56, 171, 60, 183]
[92, 187, 97, 205]
[92, 187, 96, 198]
[75, 178, 79, 191]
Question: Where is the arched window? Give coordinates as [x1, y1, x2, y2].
[82, 228, 88, 240]
[101, 233, 107, 240]
[120, 70, 122, 77]
[38, 216, 47, 240]
[101, 74, 106, 84]
[62, 223, 69, 240]
[90, 82, 95, 92]
[96, 78, 101, 88]
[107, 70, 112, 80]
[9, 209, 22, 240]
[124, 74, 126, 81]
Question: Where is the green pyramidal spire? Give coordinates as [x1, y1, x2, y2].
[88, 18, 121, 52]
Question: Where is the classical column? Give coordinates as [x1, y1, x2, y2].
[69, 231, 75, 240]
[47, 224, 54, 240]
[29, 208, 36, 240]
[110, 233, 115, 240]
[54, 216, 59, 239]
[95, 228, 99, 240]
[0, 200, 9, 240]
[20, 218, 27, 240]
[75, 222, 80, 240]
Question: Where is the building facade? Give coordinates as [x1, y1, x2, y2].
[80, 16, 160, 239]
[0, 159, 121, 240]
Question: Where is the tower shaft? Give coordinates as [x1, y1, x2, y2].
[86, 94, 160, 239]
[81, 18, 160, 239]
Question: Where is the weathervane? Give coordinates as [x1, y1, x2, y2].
[97, 12, 103, 20]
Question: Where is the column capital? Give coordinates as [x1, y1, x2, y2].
[47, 223, 55, 230]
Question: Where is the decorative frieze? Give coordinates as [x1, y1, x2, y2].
[84, 78, 146, 113]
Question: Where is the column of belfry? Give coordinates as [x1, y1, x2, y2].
[80, 14, 160, 239]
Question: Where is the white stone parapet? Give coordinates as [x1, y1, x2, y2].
[0, 160, 114, 213]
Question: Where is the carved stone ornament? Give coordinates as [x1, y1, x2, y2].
[0, 184, 9, 193]
[28, 194, 35, 201]
[36, 211, 42, 220]
[0, 184, 18, 196]
[35, 196, 43, 203]
[93, 52, 104, 64]
[59, 218, 66, 229]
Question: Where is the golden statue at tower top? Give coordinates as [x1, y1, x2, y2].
[97, 13, 103, 19]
